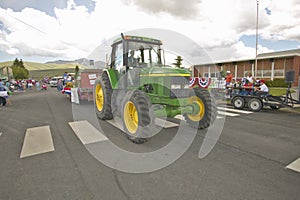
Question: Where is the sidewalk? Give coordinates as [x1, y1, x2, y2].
[291, 87, 299, 101]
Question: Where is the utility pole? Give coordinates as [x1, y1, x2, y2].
[6, 66, 10, 80]
[255, 0, 259, 77]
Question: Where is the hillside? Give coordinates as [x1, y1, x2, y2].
[0, 58, 106, 79]
[0, 60, 87, 71]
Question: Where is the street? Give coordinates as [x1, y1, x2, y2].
[1, 87, 300, 200]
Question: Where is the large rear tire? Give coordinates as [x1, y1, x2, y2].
[121, 90, 151, 144]
[94, 72, 113, 120]
[184, 88, 217, 129]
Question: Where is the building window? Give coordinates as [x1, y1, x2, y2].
[210, 72, 217, 78]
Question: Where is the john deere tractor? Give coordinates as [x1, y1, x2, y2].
[94, 34, 217, 143]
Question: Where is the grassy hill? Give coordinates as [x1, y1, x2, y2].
[0, 60, 88, 80]
[0, 61, 87, 71]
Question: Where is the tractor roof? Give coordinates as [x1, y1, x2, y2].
[112, 35, 162, 45]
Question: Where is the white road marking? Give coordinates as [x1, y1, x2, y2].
[175, 115, 184, 120]
[175, 114, 224, 120]
[107, 117, 179, 129]
[69, 120, 108, 144]
[155, 118, 179, 128]
[0, 132, 2, 137]
[20, 126, 54, 158]
[286, 158, 300, 173]
[217, 106, 253, 114]
[217, 111, 240, 117]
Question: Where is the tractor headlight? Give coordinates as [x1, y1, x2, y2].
[171, 84, 181, 89]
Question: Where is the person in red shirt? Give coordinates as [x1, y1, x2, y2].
[225, 71, 233, 97]
[241, 79, 253, 95]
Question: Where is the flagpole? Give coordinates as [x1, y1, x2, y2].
[255, 0, 259, 77]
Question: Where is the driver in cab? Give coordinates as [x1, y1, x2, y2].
[128, 50, 138, 68]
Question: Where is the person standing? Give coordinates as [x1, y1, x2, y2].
[36, 80, 40, 91]
[246, 72, 256, 94]
[57, 79, 63, 91]
[246, 72, 256, 84]
[225, 71, 233, 98]
[63, 72, 68, 85]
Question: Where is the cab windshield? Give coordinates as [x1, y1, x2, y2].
[127, 41, 162, 67]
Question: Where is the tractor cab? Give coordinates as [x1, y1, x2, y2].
[110, 35, 163, 75]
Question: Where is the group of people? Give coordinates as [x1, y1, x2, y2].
[0, 78, 51, 106]
[225, 71, 269, 98]
[1, 79, 48, 91]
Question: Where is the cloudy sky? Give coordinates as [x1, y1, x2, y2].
[0, 0, 300, 64]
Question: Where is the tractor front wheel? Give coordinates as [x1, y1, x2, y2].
[94, 72, 113, 120]
[121, 90, 151, 144]
[184, 88, 217, 129]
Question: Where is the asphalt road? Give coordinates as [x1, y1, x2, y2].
[1, 87, 300, 200]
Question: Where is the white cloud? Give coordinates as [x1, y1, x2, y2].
[261, 0, 300, 41]
[121, 0, 202, 19]
[0, 0, 298, 63]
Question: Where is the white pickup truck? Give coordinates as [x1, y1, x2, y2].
[0, 87, 8, 106]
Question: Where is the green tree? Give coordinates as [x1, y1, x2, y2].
[12, 58, 29, 79]
[219, 70, 226, 78]
[173, 56, 183, 68]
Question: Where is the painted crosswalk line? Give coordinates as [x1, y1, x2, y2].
[217, 106, 253, 114]
[155, 118, 179, 128]
[106, 117, 179, 129]
[20, 126, 54, 158]
[286, 158, 300, 173]
[69, 120, 108, 144]
[217, 111, 240, 117]
[175, 114, 224, 120]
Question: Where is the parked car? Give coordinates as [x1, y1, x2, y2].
[49, 76, 63, 87]
[0, 86, 8, 106]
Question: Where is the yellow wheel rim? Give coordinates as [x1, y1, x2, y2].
[124, 101, 138, 134]
[187, 96, 205, 121]
[95, 84, 104, 111]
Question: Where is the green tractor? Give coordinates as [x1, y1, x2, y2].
[94, 34, 217, 143]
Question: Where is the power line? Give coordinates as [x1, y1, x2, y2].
[2, 9, 47, 35]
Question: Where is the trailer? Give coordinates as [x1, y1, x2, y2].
[77, 69, 102, 101]
[231, 86, 300, 112]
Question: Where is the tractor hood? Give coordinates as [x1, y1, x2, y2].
[139, 67, 191, 77]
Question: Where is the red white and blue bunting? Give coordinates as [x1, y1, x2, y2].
[198, 77, 211, 88]
[189, 78, 197, 88]
[189, 77, 211, 88]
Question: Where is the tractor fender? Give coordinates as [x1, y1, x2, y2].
[103, 69, 118, 89]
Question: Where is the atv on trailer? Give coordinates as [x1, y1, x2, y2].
[94, 34, 217, 143]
